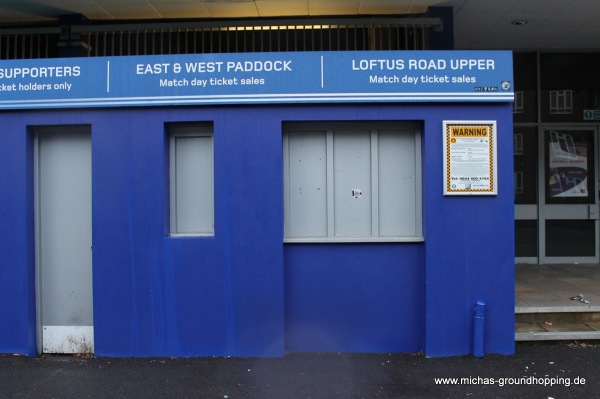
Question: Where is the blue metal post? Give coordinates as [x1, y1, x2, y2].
[473, 301, 486, 357]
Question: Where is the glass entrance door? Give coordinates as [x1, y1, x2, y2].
[515, 127, 599, 264]
[542, 128, 598, 262]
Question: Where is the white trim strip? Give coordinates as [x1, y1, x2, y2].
[0, 94, 514, 109]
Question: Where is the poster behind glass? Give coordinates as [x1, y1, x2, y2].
[546, 130, 594, 204]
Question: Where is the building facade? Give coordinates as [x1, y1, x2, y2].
[0, 8, 518, 357]
[514, 53, 600, 264]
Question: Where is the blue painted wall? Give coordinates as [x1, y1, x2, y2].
[0, 102, 514, 357]
[0, 119, 37, 355]
[422, 105, 515, 356]
[285, 243, 424, 353]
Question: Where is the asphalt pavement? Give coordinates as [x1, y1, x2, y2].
[1, 342, 599, 398]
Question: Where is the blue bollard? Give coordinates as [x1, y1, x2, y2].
[473, 301, 486, 358]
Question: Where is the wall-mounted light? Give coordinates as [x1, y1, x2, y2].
[220, 25, 333, 31]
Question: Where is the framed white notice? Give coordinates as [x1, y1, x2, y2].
[443, 121, 497, 196]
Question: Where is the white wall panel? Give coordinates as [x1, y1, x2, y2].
[170, 125, 214, 235]
[378, 130, 417, 236]
[173, 135, 213, 234]
[333, 130, 372, 236]
[287, 131, 328, 237]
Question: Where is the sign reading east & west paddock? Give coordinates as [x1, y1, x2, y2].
[443, 121, 498, 196]
[0, 50, 513, 109]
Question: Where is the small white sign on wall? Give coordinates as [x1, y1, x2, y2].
[443, 121, 498, 196]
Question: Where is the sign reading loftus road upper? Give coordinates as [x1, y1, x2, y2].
[0, 50, 513, 110]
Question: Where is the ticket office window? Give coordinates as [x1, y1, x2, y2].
[169, 124, 214, 236]
[283, 122, 422, 242]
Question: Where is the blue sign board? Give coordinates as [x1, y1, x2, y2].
[0, 51, 513, 109]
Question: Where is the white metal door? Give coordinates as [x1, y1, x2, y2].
[36, 126, 93, 354]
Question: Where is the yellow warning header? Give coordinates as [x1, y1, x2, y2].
[450, 126, 489, 137]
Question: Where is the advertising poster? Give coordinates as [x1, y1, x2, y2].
[548, 131, 588, 198]
[443, 121, 497, 195]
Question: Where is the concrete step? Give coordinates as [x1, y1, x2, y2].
[515, 312, 600, 341]
[516, 311, 600, 323]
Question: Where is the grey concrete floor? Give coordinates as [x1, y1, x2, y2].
[516, 264, 600, 339]
[516, 264, 600, 313]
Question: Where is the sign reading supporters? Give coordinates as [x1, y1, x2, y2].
[0, 51, 513, 110]
[443, 121, 498, 196]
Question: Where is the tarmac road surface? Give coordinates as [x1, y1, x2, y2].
[1, 342, 599, 398]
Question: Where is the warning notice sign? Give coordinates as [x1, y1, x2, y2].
[443, 121, 497, 196]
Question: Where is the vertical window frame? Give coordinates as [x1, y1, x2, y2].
[549, 90, 573, 114]
[515, 171, 524, 194]
[513, 91, 524, 114]
[514, 133, 524, 155]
